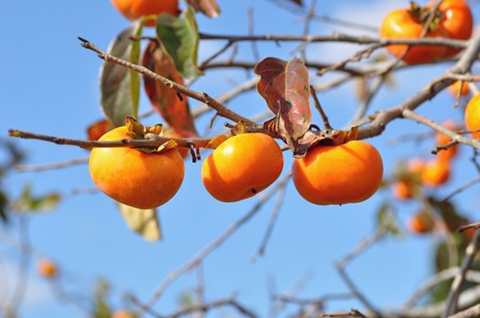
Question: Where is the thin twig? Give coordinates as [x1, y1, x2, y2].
[403, 268, 480, 310]
[134, 174, 292, 313]
[78, 37, 258, 127]
[401, 109, 480, 151]
[310, 86, 332, 130]
[443, 231, 480, 317]
[15, 157, 89, 172]
[442, 176, 480, 202]
[336, 226, 387, 317]
[251, 182, 288, 261]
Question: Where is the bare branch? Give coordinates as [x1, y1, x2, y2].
[443, 231, 480, 317]
[78, 37, 258, 127]
[133, 174, 292, 313]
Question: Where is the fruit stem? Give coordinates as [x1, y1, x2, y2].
[309, 85, 332, 130]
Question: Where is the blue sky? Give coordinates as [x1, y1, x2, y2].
[2, 0, 480, 317]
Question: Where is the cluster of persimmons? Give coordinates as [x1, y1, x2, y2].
[88, 118, 384, 209]
[390, 80, 480, 237]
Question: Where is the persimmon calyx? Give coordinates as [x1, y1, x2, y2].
[408, 1, 445, 32]
[124, 116, 180, 154]
[204, 120, 250, 150]
[290, 126, 360, 158]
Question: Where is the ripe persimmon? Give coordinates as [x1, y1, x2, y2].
[465, 94, 480, 139]
[421, 159, 450, 186]
[111, 0, 179, 26]
[379, 4, 448, 64]
[392, 180, 414, 200]
[435, 120, 460, 161]
[292, 141, 383, 205]
[448, 80, 470, 97]
[431, 0, 473, 57]
[111, 310, 134, 318]
[37, 258, 58, 278]
[408, 212, 433, 234]
[407, 157, 426, 174]
[89, 126, 185, 209]
[201, 133, 283, 202]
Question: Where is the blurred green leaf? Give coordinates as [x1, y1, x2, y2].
[117, 203, 162, 242]
[12, 184, 60, 213]
[375, 201, 403, 238]
[100, 21, 144, 127]
[156, 7, 202, 79]
[94, 278, 111, 318]
[428, 197, 470, 232]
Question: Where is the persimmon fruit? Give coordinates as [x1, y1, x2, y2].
[201, 133, 284, 202]
[408, 212, 433, 234]
[465, 94, 480, 139]
[292, 140, 383, 205]
[379, 5, 448, 64]
[392, 180, 414, 200]
[37, 258, 58, 278]
[89, 126, 185, 209]
[448, 80, 470, 97]
[431, 0, 473, 57]
[421, 159, 450, 186]
[435, 120, 460, 161]
[111, 0, 179, 26]
[111, 310, 135, 318]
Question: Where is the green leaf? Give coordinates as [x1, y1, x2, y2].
[156, 7, 203, 79]
[375, 202, 403, 238]
[185, 0, 221, 18]
[254, 57, 311, 151]
[142, 40, 198, 137]
[100, 21, 144, 127]
[93, 278, 112, 318]
[427, 197, 470, 232]
[117, 203, 162, 242]
[13, 184, 60, 213]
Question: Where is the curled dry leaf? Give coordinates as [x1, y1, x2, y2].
[254, 57, 311, 154]
[186, 0, 221, 18]
[117, 203, 162, 242]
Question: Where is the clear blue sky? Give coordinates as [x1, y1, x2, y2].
[1, 0, 480, 317]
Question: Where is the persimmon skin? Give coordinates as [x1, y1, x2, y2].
[201, 133, 284, 203]
[379, 8, 448, 64]
[111, 0, 179, 26]
[465, 94, 480, 139]
[434, 0, 473, 57]
[89, 126, 185, 209]
[37, 258, 58, 278]
[421, 159, 450, 187]
[392, 180, 413, 200]
[435, 120, 460, 161]
[408, 212, 433, 234]
[292, 141, 383, 205]
[448, 80, 470, 97]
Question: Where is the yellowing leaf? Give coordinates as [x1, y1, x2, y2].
[117, 203, 162, 242]
[204, 134, 228, 149]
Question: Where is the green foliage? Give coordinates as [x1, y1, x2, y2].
[100, 21, 144, 127]
[375, 201, 403, 238]
[12, 184, 60, 214]
[156, 7, 202, 79]
[93, 279, 112, 318]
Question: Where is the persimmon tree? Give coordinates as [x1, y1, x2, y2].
[3, 0, 480, 317]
